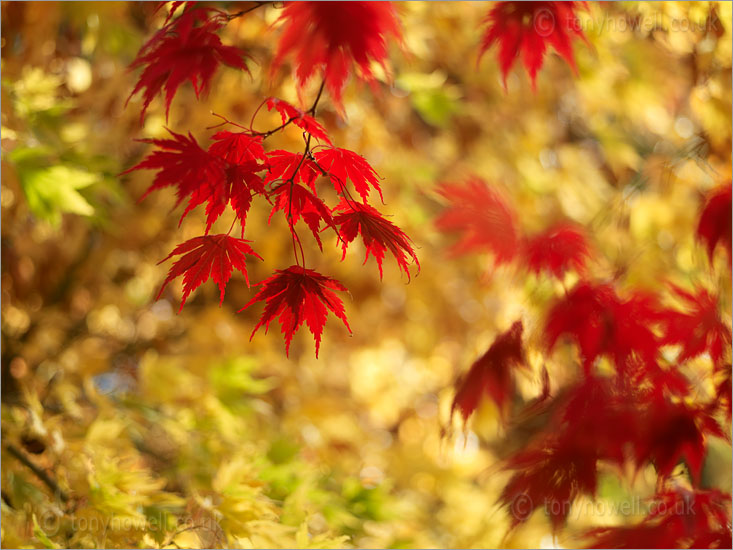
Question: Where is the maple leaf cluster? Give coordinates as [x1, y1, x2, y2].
[124, 2, 417, 357]
[442, 177, 732, 541]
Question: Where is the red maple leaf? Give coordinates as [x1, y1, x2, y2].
[128, 7, 250, 122]
[435, 177, 520, 263]
[479, 1, 588, 89]
[265, 97, 332, 145]
[450, 321, 525, 424]
[635, 395, 725, 482]
[263, 150, 320, 191]
[242, 266, 351, 357]
[500, 441, 598, 531]
[270, 1, 402, 108]
[697, 182, 732, 266]
[313, 147, 384, 202]
[157, 234, 262, 312]
[660, 284, 732, 366]
[545, 282, 662, 375]
[333, 199, 419, 280]
[203, 131, 268, 233]
[586, 488, 732, 549]
[268, 182, 334, 250]
[521, 222, 591, 278]
[124, 130, 267, 233]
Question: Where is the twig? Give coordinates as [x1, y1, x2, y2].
[4, 444, 69, 502]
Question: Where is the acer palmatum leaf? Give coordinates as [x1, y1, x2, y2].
[522, 222, 591, 278]
[660, 284, 732, 366]
[450, 321, 525, 424]
[125, 129, 266, 233]
[264, 150, 320, 191]
[265, 97, 332, 145]
[123, 129, 214, 205]
[635, 395, 725, 483]
[268, 182, 334, 250]
[500, 441, 598, 531]
[585, 488, 732, 549]
[435, 177, 520, 263]
[314, 147, 384, 202]
[128, 7, 249, 122]
[208, 131, 267, 165]
[333, 199, 419, 280]
[158, 234, 262, 312]
[697, 182, 732, 267]
[270, 1, 402, 109]
[545, 281, 663, 375]
[479, 1, 588, 89]
[242, 266, 351, 357]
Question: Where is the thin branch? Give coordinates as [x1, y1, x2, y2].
[5, 444, 69, 502]
[227, 2, 270, 20]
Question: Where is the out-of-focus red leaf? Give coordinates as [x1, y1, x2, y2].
[660, 284, 732, 366]
[270, 1, 402, 109]
[697, 183, 732, 266]
[435, 177, 520, 263]
[635, 395, 725, 482]
[128, 8, 249, 122]
[242, 266, 351, 357]
[522, 222, 591, 278]
[479, 1, 588, 89]
[451, 321, 525, 423]
[545, 282, 663, 375]
[333, 198, 419, 280]
[157, 234, 262, 312]
[586, 488, 732, 549]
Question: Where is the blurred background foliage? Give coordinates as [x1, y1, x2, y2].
[1, 1, 731, 548]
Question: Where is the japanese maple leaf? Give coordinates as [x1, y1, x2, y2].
[265, 97, 332, 145]
[203, 131, 268, 232]
[635, 395, 725, 482]
[313, 147, 384, 202]
[500, 440, 598, 531]
[479, 2, 588, 89]
[435, 177, 520, 263]
[268, 182, 334, 250]
[242, 266, 351, 357]
[208, 131, 266, 165]
[660, 284, 732, 366]
[123, 128, 220, 209]
[263, 150, 320, 191]
[552, 376, 639, 464]
[451, 321, 525, 424]
[270, 1, 402, 108]
[586, 488, 732, 549]
[545, 282, 662, 374]
[521, 222, 590, 278]
[333, 199, 419, 280]
[157, 234, 262, 312]
[697, 182, 732, 266]
[128, 7, 249, 122]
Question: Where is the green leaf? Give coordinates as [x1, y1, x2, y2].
[18, 165, 99, 226]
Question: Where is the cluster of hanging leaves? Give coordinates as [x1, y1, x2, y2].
[442, 175, 732, 543]
[124, 1, 418, 357]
